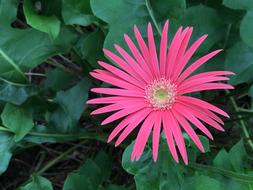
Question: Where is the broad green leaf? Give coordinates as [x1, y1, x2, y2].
[0, 47, 27, 84]
[180, 5, 225, 53]
[0, 27, 77, 85]
[240, 10, 253, 47]
[40, 0, 62, 18]
[122, 142, 152, 176]
[249, 85, 253, 105]
[75, 29, 105, 68]
[0, 0, 18, 27]
[44, 68, 77, 92]
[122, 142, 186, 190]
[19, 175, 53, 190]
[150, 0, 186, 21]
[224, 41, 253, 85]
[63, 151, 113, 190]
[0, 132, 14, 175]
[62, 0, 96, 26]
[195, 175, 222, 190]
[1, 103, 33, 141]
[213, 149, 233, 170]
[223, 0, 253, 10]
[23, 0, 61, 39]
[94, 150, 112, 181]
[213, 140, 247, 172]
[91, 0, 150, 50]
[49, 78, 91, 132]
[229, 140, 247, 172]
[104, 185, 128, 190]
[0, 82, 37, 105]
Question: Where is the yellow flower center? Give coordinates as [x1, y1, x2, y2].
[145, 78, 177, 110]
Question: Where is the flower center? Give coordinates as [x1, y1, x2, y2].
[145, 78, 177, 110]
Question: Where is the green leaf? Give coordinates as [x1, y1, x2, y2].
[0, 47, 27, 85]
[224, 41, 253, 85]
[0, 82, 37, 105]
[223, 0, 253, 10]
[49, 78, 91, 132]
[150, 0, 186, 21]
[75, 29, 105, 68]
[0, 0, 18, 27]
[19, 175, 53, 190]
[180, 5, 225, 53]
[213, 140, 247, 172]
[195, 175, 222, 190]
[23, 0, 61, 39]
[63, 151, 113, 190]
[213, 149, 233, 170]
[44, 68, 77, 92]
[0, 27, 77, 85]
[91, 0, 149, 50]
[229, 140, 247, 172]
[63, 160, 102, 190]
[104, 185, 128, 190]
[94, 150, 112, 181]
[0, 131, 14, 175]
[1, 103, 33, 141]
[62, 0, 96, 26]
[122, 141, 186, 190]
[240, 10, 253, 47]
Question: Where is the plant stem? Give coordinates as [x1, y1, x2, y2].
[225, 90, 253, 150]
[36, 141, 86, 175]
[145, 0, 162, 36]
[189, 162, 253, 183]
[0, 126, 107, 142]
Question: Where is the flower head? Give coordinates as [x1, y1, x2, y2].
[87, 21, 234, 164]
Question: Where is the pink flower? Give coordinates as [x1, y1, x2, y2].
[87, 21, 234, 164]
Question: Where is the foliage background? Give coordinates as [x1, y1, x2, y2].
[0, 0, 253, 189]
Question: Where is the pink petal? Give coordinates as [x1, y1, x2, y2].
[177, 98, 224, 125]
[179, 83, 234, 94]
[108, 115, 133, 142]
[173, 103, 214, 140]
[124, 34, 153, 78]
[159, 20, 169, 76]
[173, 34, 208, 80]
[182, 71, 235, 82]
[103, 49, 145, 85]
[132, 111, 156, 161]
[169, 111, 188, 164]
[152, 111, 162, 162]
[116, 108, 152, 147]
[134, 25, 152, 71]
[167, 27, 189, 78]
[101, 105, 146, 125]
[109, 108, 152, 143]
[177, 49, 222, 82]
[90, 71, 141, 90]
[172, 27, 193, 80]
[178, 76, 229, 92]
[91, 88, 144, 97]
[91, 100, 145, 115]
[114, 44, 151, 83]
[172, 109, 205, 152]
[179, 96, 229, 118]
[148, 23, 160, 77]
[98, 61, 143, 89]
[177, 101, 224, 131]
[162, 111, 179, 163]
[166, 26, 183, 77]
[87, 96, 143, 104]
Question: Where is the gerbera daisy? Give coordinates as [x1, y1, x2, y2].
[87, 21, 234, 164]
